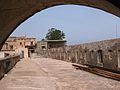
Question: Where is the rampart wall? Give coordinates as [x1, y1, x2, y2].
[37, 39, 120, 72]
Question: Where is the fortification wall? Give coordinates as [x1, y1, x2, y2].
[37, 39, 120, 72]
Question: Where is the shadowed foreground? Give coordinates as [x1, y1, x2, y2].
[0, 58, 120, 90]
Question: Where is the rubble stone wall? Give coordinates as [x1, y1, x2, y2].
[37, 39, 120, 72]
[0, 55, 20, 79]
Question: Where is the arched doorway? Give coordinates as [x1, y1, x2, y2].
[0, 0, 120, 49]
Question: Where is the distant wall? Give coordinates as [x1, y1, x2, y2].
[37, 39, 120, 72]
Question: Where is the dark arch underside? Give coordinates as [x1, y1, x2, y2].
[0, 0, 120, 49]
[107, 0, 120, 9]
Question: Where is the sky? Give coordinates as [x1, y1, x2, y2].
[11, 5, 120, 45]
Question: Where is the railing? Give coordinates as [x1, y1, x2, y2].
[0, 55, 20, 79]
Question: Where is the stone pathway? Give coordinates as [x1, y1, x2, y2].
[0, 58, 120, 90]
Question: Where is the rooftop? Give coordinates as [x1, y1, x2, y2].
[38, 40, 67, 43]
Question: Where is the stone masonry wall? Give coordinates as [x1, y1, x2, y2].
[37, 38, 120, 72]
[0, 55, 20, 79]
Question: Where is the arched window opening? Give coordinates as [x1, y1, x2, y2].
[97, 50, 103, 64]
[90, 50, 94, 60]
[118, 50, 120, 68]
[108, 50, 112, 60]
[5, 43, 8, 49]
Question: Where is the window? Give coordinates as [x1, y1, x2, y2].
[84, 50, 87, 53]
[20, 42, 22, 46]
[97, 50, 103, 63]
[5, 43, 8, 49]
[42, 46, 46, 49]
[31, 42, 33, 45]
[76, 51, 79, 60]
[90, 50, 94, 59]
[118, 50, 120, 68]
[49, 44, 52, 48]
[84, 50, 87, 62]
[108, 50, 112, 60]
[10, 45, 13, 50]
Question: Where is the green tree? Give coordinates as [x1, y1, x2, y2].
[45, 28, 65, 40]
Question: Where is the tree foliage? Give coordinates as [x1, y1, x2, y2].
[45, 28, 65, 40]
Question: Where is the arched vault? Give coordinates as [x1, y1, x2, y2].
[0, 0, 120, 49]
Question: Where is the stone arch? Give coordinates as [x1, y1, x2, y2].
[0, 0, 120, 49]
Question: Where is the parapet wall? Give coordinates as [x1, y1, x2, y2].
[0, 55, 20, 79]
[37, 39, 120, 72]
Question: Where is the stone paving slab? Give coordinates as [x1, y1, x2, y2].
[0, 58, 120, 90]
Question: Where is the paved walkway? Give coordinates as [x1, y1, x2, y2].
[0, 58, 120, 90]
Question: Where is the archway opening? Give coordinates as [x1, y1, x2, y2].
[1, 4, 120, 73]
[1, 5, 118, 58]
[0, 0, 120, 50]
[11, 5, 120, 45]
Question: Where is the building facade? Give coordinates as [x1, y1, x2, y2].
[36, 40, 66, 51]
[1, 36, 37, 58]
[36, 40, 66, 50]
[36, 40, 67, 56]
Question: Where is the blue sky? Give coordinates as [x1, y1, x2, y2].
[11, 5, 120, 45]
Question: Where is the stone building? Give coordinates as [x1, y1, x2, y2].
[1, 36, 37, 58]
[24, 37, 37, 57]
[36, 40, 66, 50]
[36, 40, 67, 57]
